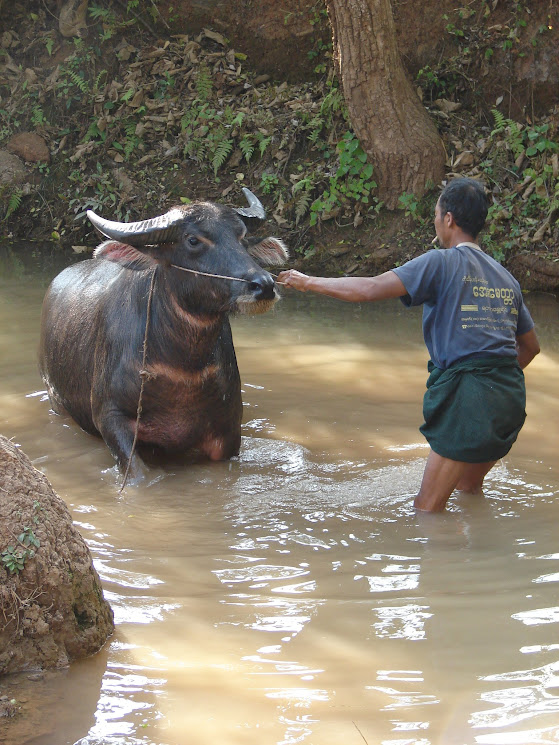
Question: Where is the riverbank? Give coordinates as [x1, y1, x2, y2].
[0, 2, 558, 292]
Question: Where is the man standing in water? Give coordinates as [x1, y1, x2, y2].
[277, 178, 540, 512]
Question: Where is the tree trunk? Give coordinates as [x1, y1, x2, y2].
[326, 0, 445, 209]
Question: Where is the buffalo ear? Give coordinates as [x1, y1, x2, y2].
[246, 237, 289, 267]
[94, 240, 158, 269]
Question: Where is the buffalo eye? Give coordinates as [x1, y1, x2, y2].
[187, 236, 200, 247]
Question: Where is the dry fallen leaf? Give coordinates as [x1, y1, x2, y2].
[453, 151, 475, 168]
[532, 220, 550, 242]
[203, 29, 226, 46]
[433, 99, 462, 114]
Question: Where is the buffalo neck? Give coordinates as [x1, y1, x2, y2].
[144, 269, 228, 371]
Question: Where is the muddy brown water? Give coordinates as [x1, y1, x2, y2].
[1, 247, 559, 745]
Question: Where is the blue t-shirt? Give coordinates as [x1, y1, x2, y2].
[392, 243, 534, 370]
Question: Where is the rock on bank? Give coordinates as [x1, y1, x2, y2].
[0, 436, 114, 675]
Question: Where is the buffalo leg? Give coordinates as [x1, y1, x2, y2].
[200, 431, 241, 461]
[95, 409, 145, 481]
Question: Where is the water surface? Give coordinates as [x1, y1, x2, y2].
[1, 246, 558, 745]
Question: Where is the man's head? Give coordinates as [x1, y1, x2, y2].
[435, 178, 489, 244]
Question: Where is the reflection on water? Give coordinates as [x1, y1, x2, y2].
[0, 247, 558, 744]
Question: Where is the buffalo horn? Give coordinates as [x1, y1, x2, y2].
[86, 208, 185, 246]
[234, 187, 266, 220]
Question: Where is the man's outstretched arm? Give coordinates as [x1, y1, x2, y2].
[276, 269, 408, 303]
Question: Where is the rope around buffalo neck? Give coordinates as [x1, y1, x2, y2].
[120, 266, 158, 492]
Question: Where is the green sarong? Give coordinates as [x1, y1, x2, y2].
[420, 356, 526, 463]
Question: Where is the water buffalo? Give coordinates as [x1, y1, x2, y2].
[39, 188, 288, 483]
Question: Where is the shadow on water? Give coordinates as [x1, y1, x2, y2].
[1, 243, 559, 744]
[0, 241, 82, 283]
[0, 655, 107, 745]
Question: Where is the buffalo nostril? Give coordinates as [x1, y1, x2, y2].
[249, 276, 275, 300]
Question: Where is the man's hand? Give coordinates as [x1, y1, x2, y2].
[276, 270, 310, 291]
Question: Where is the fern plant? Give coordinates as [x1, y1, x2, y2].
[121, 87, 135, 103]
[491, 108, 524, 159]
[292, 177, 315, 224]
[320, 85, 345, 124]
[124, 133, 140, 160]
[491, 107, 506, 132]
[31, 105, 47, 127]
[196, 63, 213, 102]
[231, 111, 245, 128]
[256, 133, 272, 157]
[93, 70, 108, 93]
[66, 69, 90, 94]
[239, 135, 255, 162]
[85, 120, 107, 142]
[178, 63, 273, 175]
[5, 189, 23, 219]
[211, 136, 233, 174]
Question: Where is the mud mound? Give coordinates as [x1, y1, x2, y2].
[0, 436, 114, 675]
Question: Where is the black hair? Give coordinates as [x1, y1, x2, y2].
[438, 177, 489, 239]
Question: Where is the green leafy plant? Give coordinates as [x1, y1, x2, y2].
[1, 528, 40, 575]
[306, 4, 332, 75]
[481, 230, 506, 263]
[19, 527, 41, 550]
[155, 73, 176, 100]
[260, 172, 279, 194]
[55, 45, 97, 111]
[302, 82, 345, 153]
[525, 123, 558, 157]
[1, 546, 28, 575]
[398, 191, 425, 223]
[92, 70, 108, 93]
[491, 108, 525, 158]
[310, 131, 377, 226]
[179, 76, 275, 176]
[444, 19, 465, 38]
[479, 109, 559, 250]
[415, 64, 463, 101]
[89, 3, 135, 41]
[121, 120, 141, 160]
[491, 110, 558, 164]
[120, 88, 135, 104]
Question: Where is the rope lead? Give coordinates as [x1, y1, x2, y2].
[118, 262, 286, 490]
[119, 267, 158, 492]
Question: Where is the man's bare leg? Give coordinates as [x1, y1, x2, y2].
[414, 450, 466, 512]
[455, 461, 497, 494]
